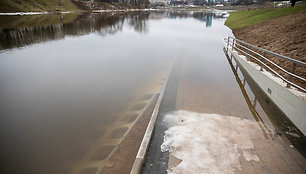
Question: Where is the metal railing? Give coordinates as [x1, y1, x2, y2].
[224, 36, 306, 93]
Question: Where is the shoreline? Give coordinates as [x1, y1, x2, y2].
[0, 7, 214, 16]
[0, 11, 73, 16]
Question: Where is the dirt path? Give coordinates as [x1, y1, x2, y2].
[232, 10, 306, 89]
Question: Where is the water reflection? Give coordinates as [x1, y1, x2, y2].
[0, 12, 150, 51]
[0, 11, 227, 51]
[206, 14, 212, 27]
[224, 48, 306, 156]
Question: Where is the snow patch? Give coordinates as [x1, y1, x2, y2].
[161, 110, 260, 174]
[0, 11, 73, 16]
[93, 8, 159, 13]
[0, 12, 49, 15]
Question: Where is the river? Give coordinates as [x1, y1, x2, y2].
[1, 10, 303, 174]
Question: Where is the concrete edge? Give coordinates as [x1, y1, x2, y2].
[129, 65, 172, 174]
[228, 49, 306, 136]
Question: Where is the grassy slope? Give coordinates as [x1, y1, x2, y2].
[0, 0, 79, 12]
[225, 4, 306, 29]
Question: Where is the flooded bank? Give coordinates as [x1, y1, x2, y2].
[0, 11, 228, 174]
[1, 10, 304, 174]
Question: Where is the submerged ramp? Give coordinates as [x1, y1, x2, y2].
[130, 59, 181, 174]
[140, 58, 181, 174]
[131, 40, 306, 173]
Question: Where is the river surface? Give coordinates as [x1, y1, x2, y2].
[1, 10, 302, 174]
[0, 11, 230, 174]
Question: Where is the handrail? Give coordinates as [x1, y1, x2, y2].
[233, 41, 306, 82]
[224, 37, 306, 93]
[228, 36, 306, 67]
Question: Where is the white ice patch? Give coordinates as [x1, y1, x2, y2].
[0, 12, 50, 15]
[92, 8, 159, 13]
[161, 110, 260, 174]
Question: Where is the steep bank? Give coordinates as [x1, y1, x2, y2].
[226, 6, 306, 89]
[0, 0, 79, 12]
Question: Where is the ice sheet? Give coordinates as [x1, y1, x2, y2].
[161, 110, 260, 174]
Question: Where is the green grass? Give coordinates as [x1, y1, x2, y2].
[225, 4, 306, 29]
[0, 0, 79, 12]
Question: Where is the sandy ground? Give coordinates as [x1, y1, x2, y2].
[232, 10, 306, 89]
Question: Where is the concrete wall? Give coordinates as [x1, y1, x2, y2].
[229, 49, 306, 136]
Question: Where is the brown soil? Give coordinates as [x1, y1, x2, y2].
[101, 96, 157, 174]
[232, 10, 306, 89]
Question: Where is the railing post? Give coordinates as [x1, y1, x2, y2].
[253, 98, 257, 108]
[286, 62, 296, 88]
[245, 43, 250, 61]
[226, 37, 230, 52]
[232, 39, 235, 50]
[260, 52, 265, 71]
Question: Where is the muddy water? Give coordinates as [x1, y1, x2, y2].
[0, 11, 229, 174]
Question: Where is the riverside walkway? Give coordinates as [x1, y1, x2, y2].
[139, 49, 306, 173]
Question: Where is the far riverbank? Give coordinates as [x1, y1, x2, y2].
[0, 0, 147, 13]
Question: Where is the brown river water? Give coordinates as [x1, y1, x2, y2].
[0, 11, 304, 174]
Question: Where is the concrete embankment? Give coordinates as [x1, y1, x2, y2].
[227, 48, 306, 135]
